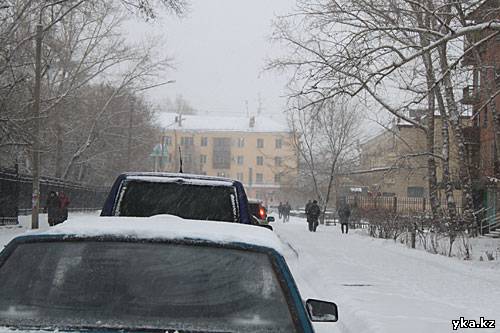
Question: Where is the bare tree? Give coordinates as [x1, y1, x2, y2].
[0, 0, 185, 185]
[289, 97, 359, 222]
[270, 0, 500, 235]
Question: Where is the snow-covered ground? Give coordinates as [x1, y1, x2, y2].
[2, 213, 500, 333]
[0, 212, 100, 249]
[274, 217, 500, 333]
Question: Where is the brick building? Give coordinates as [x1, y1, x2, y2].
[462, 0, 500, 224]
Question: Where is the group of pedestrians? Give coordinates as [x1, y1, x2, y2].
[45, 191, 70, 226]
[304, 199, 351, 233]
[278, 201, 291, 222]
[277, 197, 352, 234]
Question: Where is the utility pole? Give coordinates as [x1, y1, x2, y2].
[31, 22, 43, 230]
[126, 97, 134, 171]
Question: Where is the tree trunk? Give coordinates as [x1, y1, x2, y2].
[413, 2, 441, 221]
[438, 44, 475, 230]
[54, 121, 63, 178]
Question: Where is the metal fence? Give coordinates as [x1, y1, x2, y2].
[344, 195, 462, 215]
[0, 167, 109, 225]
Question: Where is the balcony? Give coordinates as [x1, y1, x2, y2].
[461, 86, 480, 105]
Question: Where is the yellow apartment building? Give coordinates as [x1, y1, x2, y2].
[151, 113, 297, 205]
[341, 116, 472, 205]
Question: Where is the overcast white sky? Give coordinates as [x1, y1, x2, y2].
[126, 0, 293, 117]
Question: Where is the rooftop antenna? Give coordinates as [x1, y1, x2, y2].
[257, 93, 263, 115]
[178, 146, 183, 173]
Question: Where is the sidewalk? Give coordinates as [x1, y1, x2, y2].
[273, 217, 500, 333]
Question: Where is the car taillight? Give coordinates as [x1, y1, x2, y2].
[259, 207, 266, 219]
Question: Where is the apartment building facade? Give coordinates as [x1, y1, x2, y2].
[151, 113, 297, 205]
[462, 0, 500, 222]
[342, 116, 467, 205]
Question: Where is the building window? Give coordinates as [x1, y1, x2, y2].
[213, 137, 231, 169]
[274, 156, 282, 167]
[407, 186, 424, 198]
[257, 138, 264, 148]
[237, 156, 244, 165]
[237, 172, 244, 181]
[237, 137, 245, 148]
[163, 136, 172, 146]
[181, 136, 193, 146]
[274, 173, 281, 184]
[256, 173, 263, 184]
[275, 138, 282, 149]
[256, 156, 264, 166]
[200, 154, 207, 164]
[201, 137, 208, 146]
[184, 153, 192, 163]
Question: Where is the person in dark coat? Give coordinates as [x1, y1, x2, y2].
[307, 200, 320, 232]
[278, 202, 283, 219]
[283, 201, 291, 222]
[45, 191, 60, 227]
[58, 191, 70, 223]
[338, 202, 351, 234]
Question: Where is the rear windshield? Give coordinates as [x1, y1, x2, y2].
[0, 241, 297, 332]
[116, 180, 239, 222]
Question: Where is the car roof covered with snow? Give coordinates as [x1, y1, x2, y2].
[20, 215, 283, 253]
[117, 172, 236, 185]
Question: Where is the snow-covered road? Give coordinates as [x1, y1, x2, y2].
[1, 213, 499, 333]
[273, 217, 500, 333]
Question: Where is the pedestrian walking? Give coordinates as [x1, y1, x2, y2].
[58, 191, 70, 223]
[278, 202, 283, 219]
[306, 200, 320, 232]
[338, 202, 351, 234]
[45, 191, 60, 227]
[284, 201, 291, 222]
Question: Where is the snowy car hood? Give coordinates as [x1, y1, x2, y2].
[22, 215, 283, 254]
[0, 327, 213, 333]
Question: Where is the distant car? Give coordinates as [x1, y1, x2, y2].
[248, 198, 275, 225]
[101, 172, 251, 224]
[0, 216, 338, 332]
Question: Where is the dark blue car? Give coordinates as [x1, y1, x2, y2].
[101, 172, 252, 224]
[0, 217, 338, 332]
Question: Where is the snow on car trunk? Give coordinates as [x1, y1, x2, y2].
[28, 215, 283, 253]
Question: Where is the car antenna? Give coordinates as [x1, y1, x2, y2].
[178, 146, 183, 173]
